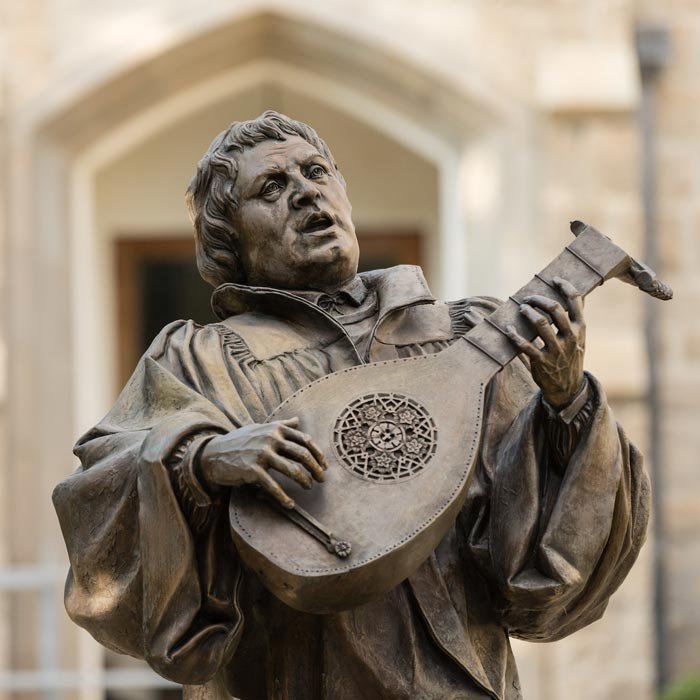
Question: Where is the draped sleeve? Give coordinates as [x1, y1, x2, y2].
[461, 357, 650, 641]
[52, 320, 250, 684]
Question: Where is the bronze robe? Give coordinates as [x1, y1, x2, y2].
[53, 266, 650, 700]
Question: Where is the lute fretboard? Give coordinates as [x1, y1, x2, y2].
[462, 225, 630, 369]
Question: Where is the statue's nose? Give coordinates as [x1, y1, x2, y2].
[290, 181, 321, 210]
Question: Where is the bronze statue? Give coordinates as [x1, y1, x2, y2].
[53, 111, 664, 699]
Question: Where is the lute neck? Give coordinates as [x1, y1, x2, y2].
[462, 225, 631, 370]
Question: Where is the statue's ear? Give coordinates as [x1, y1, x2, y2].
[214, 248, 245, 285]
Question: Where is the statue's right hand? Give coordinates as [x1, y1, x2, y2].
[199, 417, 327, 508]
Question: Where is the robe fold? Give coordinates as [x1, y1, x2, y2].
[53, 266, 649, 700]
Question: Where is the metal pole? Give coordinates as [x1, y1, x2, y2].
[635, 24, 671, 696]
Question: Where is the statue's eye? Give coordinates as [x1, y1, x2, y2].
[262, 179, 282, 196]
[308, 164, 326, 179]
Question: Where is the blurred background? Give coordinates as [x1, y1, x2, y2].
[0, 1, 698, 699]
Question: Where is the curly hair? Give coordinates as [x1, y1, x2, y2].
[185, 110, 345, 287]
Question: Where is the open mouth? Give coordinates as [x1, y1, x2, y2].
[300, 212, 334, 234]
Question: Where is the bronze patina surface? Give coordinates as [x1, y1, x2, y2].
[53, 112, 666, 700]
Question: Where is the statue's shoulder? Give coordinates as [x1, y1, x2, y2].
[209, 312, 323, 362]
[374, 301, 453, 346]
[146, 319, 204, 356]
[447, 295, 502, 314]
[375, 295, 502, 347]
[445, 295, 501, 335]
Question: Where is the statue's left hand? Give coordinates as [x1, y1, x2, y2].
[505, 277, 586, 408]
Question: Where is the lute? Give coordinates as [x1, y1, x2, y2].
[229, 221, 672, 614]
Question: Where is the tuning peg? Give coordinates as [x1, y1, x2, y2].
[570, 220, 673, 300]
[624, 259, 674, 300]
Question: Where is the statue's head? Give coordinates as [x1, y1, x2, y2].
[186, 110, 359, 290]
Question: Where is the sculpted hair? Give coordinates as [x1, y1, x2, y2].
[186, 110, 345, 287]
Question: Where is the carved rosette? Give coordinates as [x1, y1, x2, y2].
[333, 393, 437, 482]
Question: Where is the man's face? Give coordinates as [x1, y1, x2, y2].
[230, 136, 359, 290]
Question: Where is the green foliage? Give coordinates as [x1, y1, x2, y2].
[662, 676, 700, 700]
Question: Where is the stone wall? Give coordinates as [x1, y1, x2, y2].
[638, 0, 700, 684]
[0, 13, 9, 688]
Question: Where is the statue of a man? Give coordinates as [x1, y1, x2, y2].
[53, 111, 649, 700]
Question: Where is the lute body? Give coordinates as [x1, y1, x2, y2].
[231, 339, 490, 613]
[229, 223, 670, 614]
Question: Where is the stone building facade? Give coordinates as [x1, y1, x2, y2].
[0, 1, 697, 699]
